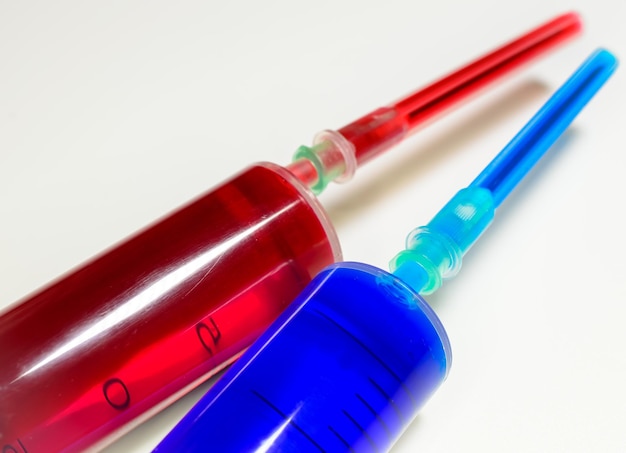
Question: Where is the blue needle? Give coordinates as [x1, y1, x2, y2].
[392, 49, 618, 295]
[472, 48, 617, 207]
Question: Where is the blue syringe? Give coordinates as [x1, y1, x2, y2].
[154, 49, 617, 453]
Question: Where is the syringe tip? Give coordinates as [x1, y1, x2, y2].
[392, 256, 435, 295]
[287, 13, 583, 195]
[390, 188, 494, 295]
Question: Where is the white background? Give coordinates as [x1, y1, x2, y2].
[1, 1, 625, 452]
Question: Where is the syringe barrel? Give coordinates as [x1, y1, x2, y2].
[0, 163, 339, 453]
[155, 262, 450, 452]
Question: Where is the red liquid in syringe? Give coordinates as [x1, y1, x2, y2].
[0, 164, 338, 452]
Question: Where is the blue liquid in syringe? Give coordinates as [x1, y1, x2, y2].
[155, 49, 617, 452]
[156, 262, 450, 452]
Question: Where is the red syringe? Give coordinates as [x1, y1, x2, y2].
[0, 13, 580, 453]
